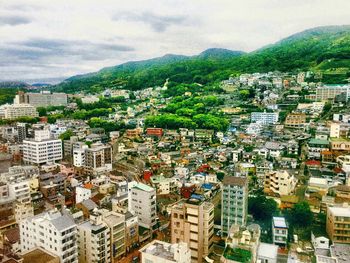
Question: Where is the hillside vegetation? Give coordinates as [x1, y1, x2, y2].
[54, 25, 350, 93]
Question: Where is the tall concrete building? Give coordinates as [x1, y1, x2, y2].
[84, 143, 112, 174]
[77, 212, 111, 263]
[22, 131, 62, 165]
[171, 198, 214, 263]
[130, 183, 157, 230]
[140, 240, 191, 263]
[15, 91, 68, 107]
[326, 204, 350, 244]
[101, 210, 126, 261]
[20, 210, 78, 263]
[221, 176, 248, 236]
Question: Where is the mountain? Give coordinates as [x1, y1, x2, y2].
[54, 25, 350, 93]
[0, 81, 31, 89]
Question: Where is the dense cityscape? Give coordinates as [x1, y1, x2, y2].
[1, 1, 350, 263]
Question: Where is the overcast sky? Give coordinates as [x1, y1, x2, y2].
[0, 0, 349, 83]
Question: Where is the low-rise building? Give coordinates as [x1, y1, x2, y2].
[264, 170, 297, 196]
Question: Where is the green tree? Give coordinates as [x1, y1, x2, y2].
[248, 195, 279, 221]
[287, 201, 313, 227]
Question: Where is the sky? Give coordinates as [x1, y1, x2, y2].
[0, 0, 350, 83]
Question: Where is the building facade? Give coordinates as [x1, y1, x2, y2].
[20, 210, 78, 263]
[326, 205, 350, 244]
[221, 176, 248, 236]
[171, 199, 214, 263]
[130, 183, 157, 230]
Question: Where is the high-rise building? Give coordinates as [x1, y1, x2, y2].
[101, 210, 126, 261]
[23, 132, 62, 165]
[130, 183, 157, 230]
[326, 204, 350, 244]
[171, 198, 214, 263]
[20, 210, 78, 263]
[221, 176, 248, 236]
[15, 91, 68, 107]
[77, 212, 111, 263]
[140, 240, 191, 263]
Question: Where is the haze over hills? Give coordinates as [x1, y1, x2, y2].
[27, 25, 350, 93]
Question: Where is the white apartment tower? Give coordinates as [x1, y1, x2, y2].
[130, 183, 157, 230]
[20, 210, 78, 263]
[221, 176, 248, 236]
[23, 129, 62, 165]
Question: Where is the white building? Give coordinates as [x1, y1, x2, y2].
[315, 85, 350, 101]
[75, 186, 92, 204]
[264, 170, 297, 196]
[77, 212, 111, 263]
[23, 135, 63, 165]
[20, 210, 78, 263]
[8, 180, 34, 222]
[73, 143, 89, 167]
[1, 104, 38, 119]
[272, 217, 288, 246]
[140, 240, 191, 263]
[251, 111, 279, 125]
[130, 183, 157, 230]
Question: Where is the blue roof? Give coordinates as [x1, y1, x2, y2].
[202, 183, 213, 190]
[190, 194, 204, 201]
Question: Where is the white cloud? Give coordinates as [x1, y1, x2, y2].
[0, 0, 349, 82]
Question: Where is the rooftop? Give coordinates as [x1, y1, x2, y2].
[328, 206, 350, 217]
[223, 176, 247, 187]
[133, 183, 154, 192]
[273, 217, 287, 228]
[141, 240, 184, 260]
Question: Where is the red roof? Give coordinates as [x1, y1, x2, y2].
[305, 160, 321, 166]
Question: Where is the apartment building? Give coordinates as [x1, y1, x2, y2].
[73, 143, 89, 167]
[77, 212, 111, 263]
[130, 183, 157, 230]
[125, 211, 139, 252]
[84, 143, 112, 174]
[330, 138, 350, 152]
[221, 176, 248, 236]
[330, 122, 350, 138]
[326, 204, 350, 244]
[0, 183, 16, 231]
[140, 240, 191, 263]
[251, 111, 279, 125]
[315, 85, 350, 101]
[20, 210, 78, 263]
[264, 170, 297, 196]
[171, 198, 214, 263]
[8, 180, 34, 222]
[272, 217, 288, 246]
[15, 91, 68, 107]
[284, 113, 306, 128]
[1, 104, 39, 119]
[101, 210, 126, 260]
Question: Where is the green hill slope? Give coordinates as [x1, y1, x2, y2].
[55, 25, 350, 93]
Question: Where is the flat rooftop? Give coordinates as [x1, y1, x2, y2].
[273, 217, 287, 228]
[141, 240, 176, 261]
